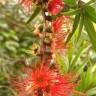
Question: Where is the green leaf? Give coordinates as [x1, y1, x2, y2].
[76, 63, 86, 75]
[63, 0, 76, 6]
[62, 9, 80, 16]
[56, 54, 68, 73]
[66, 14, 80, 44]
[70, 46, 85, 70]
[87, 87, 96, 96]
[85, 5, 96, 23]
[52, 9, 80, 20]
[85, 0, 96, 6]
[84, 69, 93, 89]
[84, 17, 96, 51]
[77, 68, 93, 91]
[67, 49, 73, 64]
[77, 15, 84, 41]
[26, 6, 42, 24]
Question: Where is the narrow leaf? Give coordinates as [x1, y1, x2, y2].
[26, 6, 41, 24]
[52, 9, 80, 20]
[84, 69, 92, 90]
[77, 15, 84, 41]
[63, 0, 76, 6]
[84, 17, 96, 51]
[87, 87, 96, 96]
[62, 9, 80, 16]
[85, 5, 96, 23]
[56, 54, 68, 73]
[66, 14, 80, 44]
[84, 0, 96, 6]
[70, 46, 85, 70]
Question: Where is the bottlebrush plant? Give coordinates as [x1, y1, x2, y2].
[0, 0, 96, 96]
[13, 0, 96, 96]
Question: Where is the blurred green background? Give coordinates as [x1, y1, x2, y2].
[0, 0, 39, 95]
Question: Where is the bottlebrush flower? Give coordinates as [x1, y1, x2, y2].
[52, 16, 71, 33]
[28, 65, 57, 88]
[51, 34, 67, 54]
[19, 0, 32, 12]
[13, 65, 80, 96]
[14, 65, 57, 96]
[50, 76, 76, 96]
[51, 16, 71, 54]
[48, 0, 64, 15]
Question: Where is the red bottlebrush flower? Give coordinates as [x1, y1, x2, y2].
[52, 16, 71, 33]
[15, 65, 57, 96]
[19, 0, 32, 12]
[13, 66, 81, 96]
[50, 76, 76, 96]
[28, 65, 57, 89]
[52, 16, 64, 32]
[51, 16, 71, 53]
[51, 31, 68, 54]
[48, 0, 64, 15]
